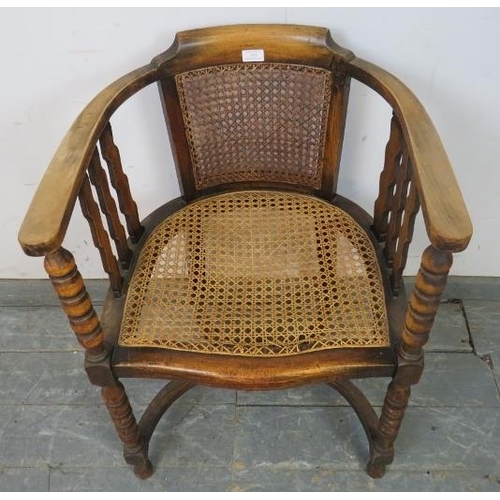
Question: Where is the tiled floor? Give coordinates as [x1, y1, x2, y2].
[0, 278, 499, 492]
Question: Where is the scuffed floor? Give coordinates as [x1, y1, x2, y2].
[0, 278, 499, 492]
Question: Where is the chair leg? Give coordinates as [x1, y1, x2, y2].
[366, 245, 452, 478]
[101, 382, 153, 479]
[366, 379, 411, 478]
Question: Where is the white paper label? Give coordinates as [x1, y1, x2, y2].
[242, 49, 265, 62]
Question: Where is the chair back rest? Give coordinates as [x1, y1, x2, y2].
[153, 25, 354, 200]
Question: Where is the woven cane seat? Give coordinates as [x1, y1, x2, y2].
[119, 191, 390, 356]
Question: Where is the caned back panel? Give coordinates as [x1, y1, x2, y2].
[175, 63, 332, 190]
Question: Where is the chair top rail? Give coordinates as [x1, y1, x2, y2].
[152, 24, 354, 74]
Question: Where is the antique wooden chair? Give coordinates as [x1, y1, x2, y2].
[19, 25, 472, 480]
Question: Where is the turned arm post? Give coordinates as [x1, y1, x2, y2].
[399, 244, 453, 364]
[44, 246, 107, 363]
[391, 244, 453, 384]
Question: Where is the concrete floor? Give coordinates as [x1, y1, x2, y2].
[0, 278, 499, 491]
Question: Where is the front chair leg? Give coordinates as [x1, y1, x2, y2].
[101, 382, 153, 479]
[367, 379, 411, 478]
[367, 245, 452, 478]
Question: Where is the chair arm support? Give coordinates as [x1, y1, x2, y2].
[18, 64, 158, 257]
[348, 57, 472, 253]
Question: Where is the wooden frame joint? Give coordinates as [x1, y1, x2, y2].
[85, 350, 115, 386]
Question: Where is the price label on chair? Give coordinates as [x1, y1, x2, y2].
[242, 49, 265, 62]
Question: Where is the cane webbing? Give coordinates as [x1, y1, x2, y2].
[119, 191, 389, 356]
[175, 64, 332, 190]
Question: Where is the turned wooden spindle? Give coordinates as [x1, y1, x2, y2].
[102, 383, 143, 452]
[373, 115, 422, 295]
[78, 174, 123, 293]
[88, 147, 132, 266]
[102, 382, 152, 479]
[44, 247, 107, 362]
[367, 379, 411, 478]
[99, 122, 144, 243]
[400, 244, 453, 359]
[377, 381, 410, 445]
[390, 178, 420, 293]
[384, 150, 411, 268]
[373, 114, 404, 243]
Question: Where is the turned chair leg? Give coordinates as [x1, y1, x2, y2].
[367, 380, 411, 478]
[367, 245, 452, 478]
[101, 382, 153, 479]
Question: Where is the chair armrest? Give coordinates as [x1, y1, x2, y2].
[18, 64, 158, 257]
[348, 57, 472, 253]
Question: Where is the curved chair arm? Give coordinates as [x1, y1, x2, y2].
[348, 57, 472, 253]
[18, 64, 158, 257]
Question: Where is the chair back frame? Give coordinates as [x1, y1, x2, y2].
[153, 25, 354, 201]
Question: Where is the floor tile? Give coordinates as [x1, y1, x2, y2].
[0, 280, 55, 307]
[355, 352, 500, 408]
[0, 306, 80, 352]
[0, 280, 108, 307]
[49, 466, 233, 491]
[0, 467, 49, 492]
[234, 406, 368, 470]
[0, 352, 99, 405]
[426, 301, 472, 352]
[230, 468, 500, 492]
[411, 352, 500, 407]
[0, 402, 236, 470]
[233, 405, 500, 473]
[464, 300, 500, 363]
[0, 404, 124, 468]
[443, 277, 500, 301]
[151, 403, 236, 468]
[404, 277, 500, 301]
[393, 406, 500, 470]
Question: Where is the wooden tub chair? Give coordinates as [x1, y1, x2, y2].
[18, 25, 472, 479]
